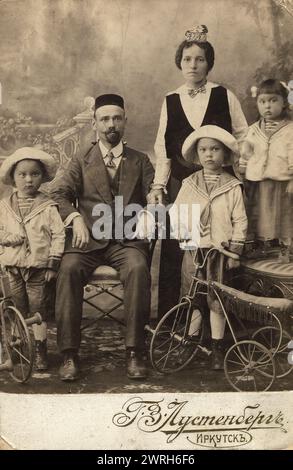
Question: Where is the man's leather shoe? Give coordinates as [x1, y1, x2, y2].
[126, 350, 147, 379]
[59, 351, 79, 381]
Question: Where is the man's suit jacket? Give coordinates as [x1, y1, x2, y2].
[50, 142, 154, 253]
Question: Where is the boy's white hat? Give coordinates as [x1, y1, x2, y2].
[182, 125, 239, 166]
[0, 147, 57, 185]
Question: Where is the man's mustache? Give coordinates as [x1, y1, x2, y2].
[106, 129, 119, 135]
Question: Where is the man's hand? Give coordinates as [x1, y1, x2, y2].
[135, 210, 156, 240]
[147, 188, 164, 204]
[0, 233, 25, 247]
[45, 269, 57, 282]
[72, 216, 90, 249]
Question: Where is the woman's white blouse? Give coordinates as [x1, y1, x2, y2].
[153, 82, 248, 186]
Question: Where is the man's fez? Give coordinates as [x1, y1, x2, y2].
[95, 94, 124, 111]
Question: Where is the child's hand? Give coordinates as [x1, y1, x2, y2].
[286, 180, 293, 195]
[238, 164, 246, 176]
[179, 239, 198, 250]
[45, 269, 57, 282]
[1, 233, 25, 247]
[240, 140, 254, 159]
[226, 257, 240, 270]
[9, 234, 25, 247]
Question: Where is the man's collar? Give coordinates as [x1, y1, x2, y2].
[98, 140, 124, 159]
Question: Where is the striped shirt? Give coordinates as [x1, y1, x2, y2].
[203, 172, 221, 194]
[17, 196, 35, 219]
[264, 119, 280, 136]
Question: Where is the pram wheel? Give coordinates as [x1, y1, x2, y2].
[150, 300, 205, 373]
[224, 340, 275, 392]
[252, 326, 293, 378]
[1, 305, 34, 383]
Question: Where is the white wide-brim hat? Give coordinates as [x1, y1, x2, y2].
[182, 125, 239, 166]
[0, 147, 57, 185]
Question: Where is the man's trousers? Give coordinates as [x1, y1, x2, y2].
[55, 242, 151, 352]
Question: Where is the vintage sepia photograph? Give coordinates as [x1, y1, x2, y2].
[0, 0, 293, 450]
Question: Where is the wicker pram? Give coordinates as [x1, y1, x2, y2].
[211, 281, 293, 330]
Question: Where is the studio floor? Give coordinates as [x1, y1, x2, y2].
[1, 310, 292, 395]
[1, 245, 293, 394]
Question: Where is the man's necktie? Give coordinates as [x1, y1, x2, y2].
[105, 151, 116, 168]
[188, 84, 207, 98]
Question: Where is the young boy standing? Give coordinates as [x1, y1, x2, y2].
[170, 125, 247, 369]
[0, 147, 65, 370]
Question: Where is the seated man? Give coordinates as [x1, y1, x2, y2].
[50, 94, 154, 381]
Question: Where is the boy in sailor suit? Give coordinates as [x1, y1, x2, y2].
[170, 125, 247, 369]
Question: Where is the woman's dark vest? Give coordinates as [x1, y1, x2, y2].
[164, 86, 232, 184]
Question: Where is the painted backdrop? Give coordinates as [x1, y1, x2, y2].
[0, 0, 292, 159]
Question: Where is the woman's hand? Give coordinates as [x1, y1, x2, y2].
[45, 269, 57, 282]
[72, 216, 90, 249]
[147, 188, 164, 204]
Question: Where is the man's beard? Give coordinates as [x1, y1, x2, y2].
[105, 130, 121, 145]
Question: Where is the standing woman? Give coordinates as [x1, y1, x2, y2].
[148, 25, 248, 317]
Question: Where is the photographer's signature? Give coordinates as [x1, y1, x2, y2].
[112, 397, 287, 448]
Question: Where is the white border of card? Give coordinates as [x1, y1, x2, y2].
[0, 392, 293, 449]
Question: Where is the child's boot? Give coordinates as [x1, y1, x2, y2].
[33, 320, 48, 371]
[211, 339, 224, 370]
[278, 243, 290, 263]
[243, 240, 255, 258]
[35, 339, 48, 371]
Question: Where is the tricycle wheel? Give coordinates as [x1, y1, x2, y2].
[150, 300, 204, 373]
[1, 305, 34, 383]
